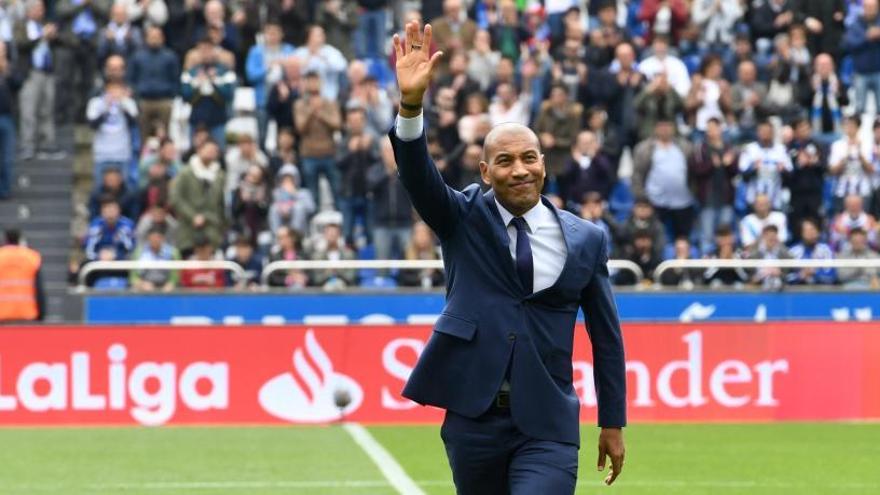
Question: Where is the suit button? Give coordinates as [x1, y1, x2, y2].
[508, 333, 516, 341]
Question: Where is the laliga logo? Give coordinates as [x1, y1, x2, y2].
[259, 329, 363, 422]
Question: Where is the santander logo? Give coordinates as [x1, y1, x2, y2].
[258, 329, 363, 422]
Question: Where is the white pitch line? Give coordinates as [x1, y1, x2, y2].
[343, 422, 427, 495]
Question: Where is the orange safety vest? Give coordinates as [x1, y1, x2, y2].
[0, 245, 41, 321]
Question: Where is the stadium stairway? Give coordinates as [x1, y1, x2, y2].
[0, 126, 74, 322]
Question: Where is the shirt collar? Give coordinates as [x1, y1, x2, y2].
[494, 197, 555, 233]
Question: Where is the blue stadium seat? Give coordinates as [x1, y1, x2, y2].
[608, 180, 634, 222]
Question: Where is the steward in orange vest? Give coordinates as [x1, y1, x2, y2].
[0, 229, 44, 321]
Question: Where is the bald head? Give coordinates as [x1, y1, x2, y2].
[482, 123, 541, 162]
[479, 123, 545, 216]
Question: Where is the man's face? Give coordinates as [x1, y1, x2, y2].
[795, 122, 812, 140]
[445, 0, 462, 19]
[104, 171, 122, 189]
[195, 244, 214, 260]
[598, 6, 616, 26]
[634, 203, 652, 220]
[265, 25, 283, 46]
[706, 120, 722, 141]
[236, 243, 253, 261]
[480, 127, 545, 214]
[102, 203, 121, 224]
[497, 84, 514, 104]
[738, 62, 756, 84]
[845, 120, 859, 138]
[146, 27, 164, 48]
[111, 3, 127, 24]
[716, 233, 734, 251]
[307, 27, 326, 48]
[197, 42, 215, 64]
[815, 55, 834, 78]
[105, 56, 126, 83]
[754, 195, 771, 216]
[278, 131, 295, 151]
[865, 0, 879, 19]
[347, 111, 365, 134]
[652, 39, 669, 58]
[324, 224, 341, 244]
[450, 54, 467, 74]
[550, 87, 567, 107]
[762, 229, 779, 249]
[758, 124, 774, 145]
[801, 222, 819, 245]
[198, 142, 219, 163]
[634, 236, 652, 253]
[851, 233, 868, 251]
[845, 195, 863, 215]
[28, 1, 45, 21]
[576, 131, 598, 156]
[239, 139, 256, 157]
[159, 143, 176, 162]
[305, 75, 321, 94]
[615, 44, 634, 68]
[462, 145, 482, 170]
[655, 122, 674, 141]
[148, 232, 164, 251]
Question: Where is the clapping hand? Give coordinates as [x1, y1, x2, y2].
[393, 21, 443, 112]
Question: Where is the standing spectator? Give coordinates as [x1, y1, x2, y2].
[578, 191, 615, 255]
[266, 56, 302, 132]
[685, 55, 731, 138]
[128, 26, 179, 136]
[266, 226, 309, 289]
[84, 196, 137, 262]
[617, 197, 667, 259]
[338, 107, 378, 244]
[368, 139, 413, 261]
[191, 0, 239, 54]
[245, 22, 294, 146]
[829, 116, 875, 208]
[267, 127, 299, 180]
[730, 61, 767, 144]
[179, 234, 227, 289]
[837, 228, 880, 288]
[740, 193, 790, 250]
[689, 118, 737, 254]
[293, 26, 347, 101]
[738, 121, 793, 210]
[230, 164, 270, 242]
[129, 225, 180, 292]
[15, 0, 66, 161]
[638, 35, 691, 98]
[787, 218, 837, 285]
[86, 77, 139, 184]
[793, 0, 845, 58]
[809, 53, 846, 144]
[489, 0, 529, 62]
[227, 236, 263, 289]
[354, 0, 388, 60]
[560, 130, 615, 206]
[632, 119, 695, 239]
[748, 224, 792, 290]
[751, 0, 795, 46]
[435, 50, 481, 114]
[691, 0, 743, 53]
[467, 30, 500, 91]
[345, 67, 393, 138]
[398, 220, 444, 288]
[456, 92, 490, 145]
[0, 40, 19, 200]
[785, 118, 826, 240]
[56, 0, 110, 121]
[135, 204, 177, 246]
[88, 168, 139, 220]
[117, 0, 169, 27]
[703, 225, 749, 287]
[534, 84, 581, 189]
[268, 164, 316, 235]
[604, 42, 643, 149]
[138, 137, 180, 187]
[136, 157, 173, 217]
[181, 37, 236, 147]
[316, 0, 358, 61]
[307, 221, 357, 289]
[830, 194, 878, 250]
[634, 71, 684, 142]
[224, 133, 268, 201]
[430, 0, 478, 54]
[170, 139, 226, 256]
[97, 2, 143, 63]
[0, 228, 45, 321]
[639, 0, 689, 44]
[843, 0, 880, 116]
[294, 71, 342, 209]
[616, 229, 662, 285]
[487, 81, 530, 127]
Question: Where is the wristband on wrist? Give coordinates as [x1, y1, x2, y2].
[400, 100, 422, 112]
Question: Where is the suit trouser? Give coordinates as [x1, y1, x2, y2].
[441, 407, 578, 495]
[18, 71, 55, 154]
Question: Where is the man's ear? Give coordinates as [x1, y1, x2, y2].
[479, 161, 492, 185]
[541, 154, 547, 180]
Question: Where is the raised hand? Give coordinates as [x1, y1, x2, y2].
[393, 21, 443, 111]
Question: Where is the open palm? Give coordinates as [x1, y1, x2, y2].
[394, 22, 443, 104]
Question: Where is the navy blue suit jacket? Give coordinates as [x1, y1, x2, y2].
[389, 125, 626, 446]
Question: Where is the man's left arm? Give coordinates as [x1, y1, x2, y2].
[580, 228, 626, 485]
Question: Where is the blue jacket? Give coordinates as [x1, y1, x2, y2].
[84, 216, 136, 261]
[128, 46, 180, 99]
[389, 126, 627, 446]
[843, 15, 880, 74]
[245, 43, 295, 108]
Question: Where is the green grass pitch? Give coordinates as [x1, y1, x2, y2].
[0, 423, 878, 494]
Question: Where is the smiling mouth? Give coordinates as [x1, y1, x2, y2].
[510, 181, 534, 190]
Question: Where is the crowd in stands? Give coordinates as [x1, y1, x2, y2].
[3, 0, 880, 290]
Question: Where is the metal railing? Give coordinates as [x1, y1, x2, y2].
[653, 258, 880, 284]
[76, 260, 246, 289]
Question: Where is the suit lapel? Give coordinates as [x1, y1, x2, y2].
[482, 190, 525, 292]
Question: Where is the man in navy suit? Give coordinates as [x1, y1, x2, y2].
[389, 22, 627, 494]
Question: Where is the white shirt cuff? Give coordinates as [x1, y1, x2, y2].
[396, 112, 423, 142]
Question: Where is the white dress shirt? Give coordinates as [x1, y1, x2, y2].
[396, 112, 568, 293]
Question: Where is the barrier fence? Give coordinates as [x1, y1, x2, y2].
[0, 322, 877, 426]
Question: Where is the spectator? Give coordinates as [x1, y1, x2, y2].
[578, 191, 615, 255]
[584, 106, 622, 165]
[138, 137, 180, 188]
[295, 70, 342, 209]
[456, 92, 491, 145]
[730, 60, 768, 144]
[659, 237, 701, 288]
[0, 228, 45, 321]
[843, 0, 880, 116]
[829, 116, 875, 208]
[490, 0, 529, 62]
[604, 42, 643, 149]
[690, 117, 738, 254]
[338, 107, 378, 244]
[616, 228, 661, 285]
[751, 0, 795, 46]
[245, 22, 294, 145]
[830, 194, 878, 250]
[15, 0, 67, 161]
[691, 0, 743, 53]
[837, 227, 880, 288]
[268, 164, 316, 236]
[267, 0, 309, 46]
[135, 204, 177, 247]
[739, 193, 790, 251]
[639, 0, 689, 44]
[467, 30, 500, 91]
[748, 224, 792, 290]
[191, 0, 239, 54]
[436, 51, 481, 115]
[783, 119, 825, 242]
[632, 119, 695, 239]
[117, 0, 168, 28]
[550, 38, 590, 107]
[617, 197, 666, 260]
[179, 234, 227, 289]
[685, 54, 731, 137]
[488, 82, 530, 127]
[787, 218, 837, 285]
[345, 65, 393, 138]
[266, 56, 303, 132]
[535, 84, 581, 188]
[224, 133, 268, 201]
[89, 168, 139, 221]
[293, 26, 347, 101]
[306, 221, 357, 289]
[738, 121, 793, 210]
[368, 139, 413, 261]
[170, 139, 225, 257]
[268, 127, 299, 180]
[809, 53, 846, 144]
[353, 0, 387, 60]
[97, 2, 143, 63]
[560, 130, 615, 206]
[181, 37, 237, 147]
[703, 224, 749, 287]
[431, 0, 478, 54]
[128, 26, 179, 136]
[0, 40, 19, 200]
[266, 226, 309, 289]
[227, 235, 262, 289]
[56, 0, 110, 121]
[634, 71, 684, 141]
[316, 0, 358, 61]
[84, 196, 137, 262]
[398, 221, 444, 288]
[638, 35, 691, 98]
[86, 77, 139, 185]
[230, 164, 270, 243]
[795, 0, 846, 58]
[129, 225, 180, 292]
